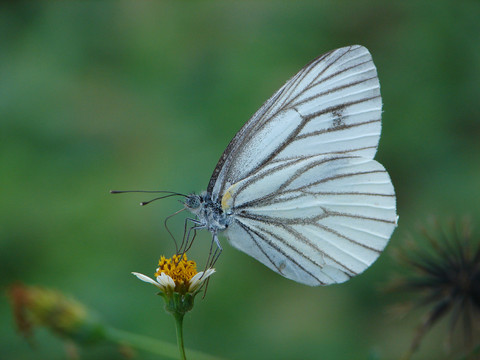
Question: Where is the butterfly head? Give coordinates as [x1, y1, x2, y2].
[184, 194, 203, 214]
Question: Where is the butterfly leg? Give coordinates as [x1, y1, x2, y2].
[201, 234, 222, 298]
[177, 218, 206, 259]
[204, 233, 223, 271]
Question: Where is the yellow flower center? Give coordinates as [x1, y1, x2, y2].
[155, 254, 198, 291]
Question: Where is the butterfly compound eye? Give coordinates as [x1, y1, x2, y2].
[185, 195, 201, 209]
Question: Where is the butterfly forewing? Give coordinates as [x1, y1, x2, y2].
[206, 45, 396, 285]
[208, 45, 383, 202]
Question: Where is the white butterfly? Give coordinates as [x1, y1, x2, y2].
[183, 45, 397, 286]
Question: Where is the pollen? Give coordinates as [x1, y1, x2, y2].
[155, 254, 197, 289]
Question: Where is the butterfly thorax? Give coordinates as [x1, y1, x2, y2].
[185, 192, 230, 233]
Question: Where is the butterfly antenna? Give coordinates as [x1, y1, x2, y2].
[110, 190, 186, 195]
[110, 190, 187, 206]
[140, 193, 183, 206]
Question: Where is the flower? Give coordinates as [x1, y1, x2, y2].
[391, 218, 480, 358]
[133, 253, 215, 295]
[132, 272, 176, 294]
[132, 254, 215, 314]
[133, 254, 216, 360]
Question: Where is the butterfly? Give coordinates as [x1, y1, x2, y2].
[118, 45, 397, 286]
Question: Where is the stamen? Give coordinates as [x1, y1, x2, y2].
[155, 254, 198, 292]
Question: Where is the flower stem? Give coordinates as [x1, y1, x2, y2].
[105, 326, 224, 360]
[106, 327, 179, 358]
[174, 312, 187, 360]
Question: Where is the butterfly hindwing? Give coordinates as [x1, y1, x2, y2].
[223, 155, 396, 285]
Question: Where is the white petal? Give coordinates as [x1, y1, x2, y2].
[132, 272, 162, 289]
[156, 273, 175, 291]
[203, 268, 216, 278]
[188, 268, 216, 292]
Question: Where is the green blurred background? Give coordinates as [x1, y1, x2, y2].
[1, 1, 479, 359]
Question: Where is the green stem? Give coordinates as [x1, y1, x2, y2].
[106, 327, 179, 358]
[105, 326, 224, 360]
[174, 313, 186, 360]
